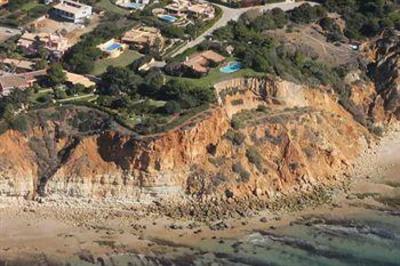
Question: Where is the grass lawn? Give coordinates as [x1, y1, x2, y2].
[91, 50, 142, 76]
[57, 94, 97, 103]
[29, 89, 52, 104]
[96, 0, 130, 15]
[21, 2, 42, 12]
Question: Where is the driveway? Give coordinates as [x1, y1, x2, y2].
[171, 0, 316, 57]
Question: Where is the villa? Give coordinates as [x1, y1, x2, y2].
[182, 50, 225, 76]
[115, 0, 150, 10]
[160, 0, 215, 24]
[187, 2, 215, 20]
[97, 39, 127, 58]
[50, 0, 92, 23]
[121, 26, 165, 52]
[0, 70, 47, 96]
[164, 0, 189, 17]
[17, 32, 70, 56]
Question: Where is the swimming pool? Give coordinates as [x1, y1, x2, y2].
[220, 61, 242, 73]
[158, 15, 177, 23]
[105, 42, 123, 52]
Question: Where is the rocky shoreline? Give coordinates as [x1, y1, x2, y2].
[2, 123, 399, 225]
[1, 123, 400, 265]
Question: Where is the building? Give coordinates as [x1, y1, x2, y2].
[121, 26, 165, 52]
[97, 39, 127, 58]
[164, 0, 189, 17]
[51, 0, 92, 23]
[182, 50, 225, 76]
[164, 0, 215, 19]
[0, 0, 8, 8]
[0, 70, 47, 96]
[17, 32, 70, 56]
[115, 0, 150, 10]
[65, 71, 95, 88]
[187, 3, 215, 20]
[1, 58, 35, 73]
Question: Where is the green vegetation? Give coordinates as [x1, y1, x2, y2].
[173, 64, 265, 88]
[246, 146, 263, 171]
[232, 162, 251, 183]
[224, 129, 245, 146]
[320, 0, 400, 39]
[94, 0, 130, 15]
[212, 6, 342, 87]
[91, 50, 142, 75]
[1, 0, 398, 137]
[63, 16, 136, 74]
[0, 0, 49, 27]
[47, 64, 67, 87]
[92, 66, 215, 134]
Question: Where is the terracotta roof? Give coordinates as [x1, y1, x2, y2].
[65, 71, 95, 87]
[200, 50, 225, 63]
[0, 70, 47, 94]
[0, 75, 27, 90]
[2, 58, 35, 71]
[183, 50, 225, 74]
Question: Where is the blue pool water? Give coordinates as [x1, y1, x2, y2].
[159, 15, 177, 23]
[105, 42, 122, 52]
[220, 61, 242, 73]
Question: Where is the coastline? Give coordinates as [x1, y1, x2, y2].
[1, 123, 400, 265]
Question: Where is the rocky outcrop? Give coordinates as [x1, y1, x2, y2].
[372, 30, 400, 120]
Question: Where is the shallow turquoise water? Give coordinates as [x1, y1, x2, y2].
[220, 61, 242, 73]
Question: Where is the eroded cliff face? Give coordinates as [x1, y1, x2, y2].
[0, 78, 371, 203]
[372, 31, 400, 120]
[0, 34, 399, 205]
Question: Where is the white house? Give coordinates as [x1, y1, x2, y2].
[51, 0, 92, 23]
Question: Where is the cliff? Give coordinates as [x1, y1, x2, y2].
[0, 34, 398, 212]
[0, 77, 370, 204]
[372, 30, 400, 120]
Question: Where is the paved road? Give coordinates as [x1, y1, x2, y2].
[171, 0, 316, 57]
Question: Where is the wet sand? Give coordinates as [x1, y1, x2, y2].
[0, 127, 399, 265]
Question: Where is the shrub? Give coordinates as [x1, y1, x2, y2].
[231, 116, 245, 129]
[212, 172, 228, 187]
[231, 99, 244, 106]
[246, 147, 263, 171]
[224, 129, 245, 145]
[163, 100, 181, 114]
[232, 162, 251, 182]
[9, 115, 29, 132]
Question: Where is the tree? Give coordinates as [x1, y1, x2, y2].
[139, 70, 166, 97]
[35, 59, 48, 70]
[100, 66, 143, 96]
[163, 100, 181, 114]
[47, 64, 67, 87]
